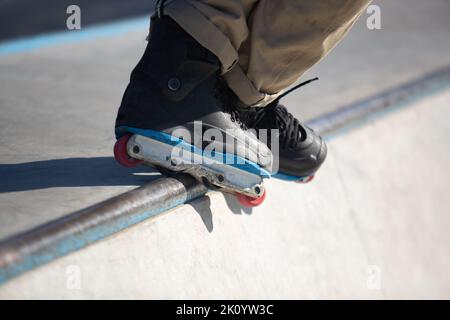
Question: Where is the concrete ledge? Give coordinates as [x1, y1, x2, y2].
[0, 66, 449, 290]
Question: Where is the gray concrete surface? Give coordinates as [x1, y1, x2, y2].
[0, 30, 158, 240]
[1, 89, 449, 299]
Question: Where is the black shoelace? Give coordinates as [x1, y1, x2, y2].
[246, 77, 319, 149]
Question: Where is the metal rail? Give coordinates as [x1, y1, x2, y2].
[1, 66, 449, 284]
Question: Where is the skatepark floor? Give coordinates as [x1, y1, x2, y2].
[0, 0, 449, 298]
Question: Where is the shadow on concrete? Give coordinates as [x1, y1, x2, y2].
[223, 193, 253, 215]
[188, 196, 214, 233]
[186, 194, 253, 233]
[0, 156, 160, 193]
[0, 156, 255, 234]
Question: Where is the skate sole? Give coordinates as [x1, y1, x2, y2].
[115, 126, 269, 199]
[116, 126, 315, 184]
[272, 172, 315, 183]
[116, 126, 271, 177]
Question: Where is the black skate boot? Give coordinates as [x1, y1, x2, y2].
[236, 80, 327, 182]
[113, 16, 272, 206]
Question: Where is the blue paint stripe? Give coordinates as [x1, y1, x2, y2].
[272, 172, 303, 181]
[0, 16, 150, 56]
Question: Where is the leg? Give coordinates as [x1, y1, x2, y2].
[114, 15, 272, 205]
[164, 0, 371, 106]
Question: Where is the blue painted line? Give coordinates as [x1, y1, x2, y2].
[0, 16, 150, 56]
[272, 172, 302, 181]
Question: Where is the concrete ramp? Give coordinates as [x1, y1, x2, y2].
[1, 88, 449, 299]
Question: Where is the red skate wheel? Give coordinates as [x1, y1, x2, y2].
[236, 189, 266, 207]
[114, 133, 144, 168]
[296, 175, 314, 184]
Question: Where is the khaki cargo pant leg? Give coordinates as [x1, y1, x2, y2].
[164, 0, 371, 106]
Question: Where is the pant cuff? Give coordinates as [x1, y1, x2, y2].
[164, 0, 237, 72]
[164, 0, 277, 106]
[223, 64, 281, 106]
